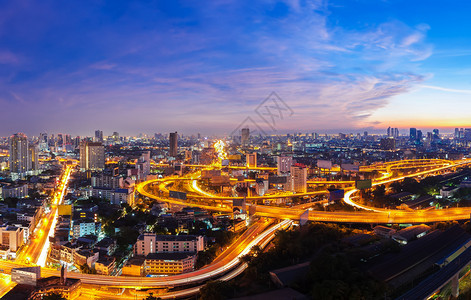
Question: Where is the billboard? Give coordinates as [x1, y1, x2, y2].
[228, 154, 242, 160]
[317, 160, 332, 169]
[11, 267, 41, 286]
[341, 164, 360, 172]
[58, 204, 72, 216]
[169, 190, 187, 200]
[355, 179, 372, 189]
[328, 189, 345, 201]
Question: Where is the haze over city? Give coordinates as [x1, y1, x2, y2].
[1, 0, 471, 136]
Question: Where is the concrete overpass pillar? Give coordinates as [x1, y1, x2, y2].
[451, 273, 459, 298]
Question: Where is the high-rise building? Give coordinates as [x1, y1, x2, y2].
[246, 153, 257, 168]
[277, 156, 293, 175]
[28, 145, 39, 172]
[57, 134, 64, 148]
[417, 130, 423, 142]
[241, 128, 249, 146]
[9, 133, 29, 177]
[433, 129, 440, 140]
[95, 130, 103, 142]
[39, 132, 48, 151]
[410, 128, 417, 141]
[290, 164, 307, 193]
[169, 132, 178, 157]
[79, 141, 105, 171]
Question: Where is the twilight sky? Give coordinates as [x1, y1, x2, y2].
[1, 0, 471, 137]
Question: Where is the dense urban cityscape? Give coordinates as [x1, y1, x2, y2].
[2, 1, 471, 299]
[1, 129, 471, 299]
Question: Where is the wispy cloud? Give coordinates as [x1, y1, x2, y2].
[419, 85, 471, 94]
[0, 0, 435, 135]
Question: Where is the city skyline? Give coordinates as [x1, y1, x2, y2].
[1, 1, 471, 136]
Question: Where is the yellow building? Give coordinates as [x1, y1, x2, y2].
[122, 256, 145, 276]
[145, 253, 196, 275]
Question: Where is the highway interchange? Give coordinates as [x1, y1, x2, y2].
[2, 156, 471, 298]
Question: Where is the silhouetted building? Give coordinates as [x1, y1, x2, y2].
[94, 130, 103, 142]
[169, 132, 178, 157]
[241, 128, 250, 146]
[410, 128, 417, 141]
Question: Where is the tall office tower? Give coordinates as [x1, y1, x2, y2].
[455, 128, 460, 139]
[290, 164, 307, 193]
[241, 128, 250, 146]
[57, 134, 64, 148]
[277, 156, 293, 175]
[246, 153, 257, 168]
[28, 145, 39, 172]
[394, 128, 399, 138]
[417, 130, 423, 142]
[74, 136, 81, 148]
[95, 130, 103, 142]
[387, 127, 391, 137]
[49, 134, 55, 148]
[433, 129, 440, 140]
[169, 132, 178, 157]
[39, 132, 48, 151]
[79, 141, 105, 171]
[9, 133, 29, 178]
[410, 128, 417, 141]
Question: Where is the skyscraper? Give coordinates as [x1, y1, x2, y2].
[290, 164, 307, 193]
[410, 128, 417, 141]
[241, 128, 249, 146]
[169, 132, 178, 157]
[79, 141, 105, 171]
[39, 132, 48, 151]
[417, 130, 423, 142]
[28, 145, 39, 172]
[9, 133, 29, 177]
[95, 130, 103, 142]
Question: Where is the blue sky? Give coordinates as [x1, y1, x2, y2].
[1, 0, 471, 136]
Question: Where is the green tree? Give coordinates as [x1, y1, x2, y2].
[199, 280, 233, 300]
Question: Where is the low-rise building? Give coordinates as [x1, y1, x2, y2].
[94, 237, 116, 256]
[133, 233, 204, 256]
[95, 256, 116, 275]
[122, 256, 145, 277]
[440, 186, 459, 198]
[73, 249, 99, 269]
[2, 184, 28, 199]
[144, 252, 196, 275]
[0, 225, 24, 254]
